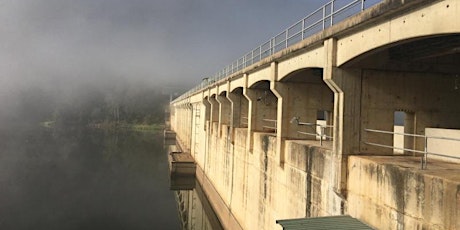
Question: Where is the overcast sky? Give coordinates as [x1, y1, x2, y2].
[0, 0, 333, 93]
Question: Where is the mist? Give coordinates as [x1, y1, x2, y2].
[0, 0, 331, 131]
[0, 1, 343, 229]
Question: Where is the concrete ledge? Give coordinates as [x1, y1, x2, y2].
[348, 155, 460, 229]
[196, 165, 244, 230]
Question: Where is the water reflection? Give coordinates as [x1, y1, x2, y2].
[166, 143, 223, 230]
[0, 126, 180, 230]
[172, 179, 223, 230]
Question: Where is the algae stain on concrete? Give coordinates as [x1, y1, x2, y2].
[261, 135, 269, 199]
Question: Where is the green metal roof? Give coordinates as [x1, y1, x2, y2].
[276, 215, 374, 230]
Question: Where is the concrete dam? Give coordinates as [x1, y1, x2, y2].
[169, 0, 460, 229]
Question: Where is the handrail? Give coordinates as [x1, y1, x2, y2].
[171, 0, 382, 103]
[262, 118, 277, 132]
[241, 116, 248, 125]
[295, 120, 333, 146]
[364, 128, 460, 169]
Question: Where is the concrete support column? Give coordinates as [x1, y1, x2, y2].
[186, 102, 193, 151]
[208, 96, 219, 135]
[324, 38, 362, 196]
[227, 89, 248, 144]
[177, 103, 187, 149]
[272, 81, 317, 140]
[203, 98, 211, 131]
[178, 104, 183, 141]
[243, 88, 259, 153]
[217, 93, 231, 137]
[170, 105, 177, 131]
[271, 81, 316, 165]
[227, 91, 248, 128]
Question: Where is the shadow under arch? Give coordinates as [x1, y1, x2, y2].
[246, 80, 278, 133]
[341, 34, 460, 74]
[275, 67, 334, 145]
[338, 34, 460, 155]
[228, 87, 249, 128]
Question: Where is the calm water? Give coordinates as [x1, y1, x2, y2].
[0, 126, 180, 230]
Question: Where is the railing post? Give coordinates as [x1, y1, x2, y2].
[320, 126, 324, 146]
[301, 19, 305, 40]
[330, 0, 334, 26]
[322, 6, 326, 30]
[270, 38, 274, 55]
[361, 0, 365, 11]
[422, 136, 428, 169]
[258, 46, 261, 60]
[285, 29, 288, 49]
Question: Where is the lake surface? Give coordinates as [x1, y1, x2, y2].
[0, 127, 181, 230]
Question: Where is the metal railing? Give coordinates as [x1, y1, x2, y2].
[262, 119, 277, 132]
[364, 128, 460, 169]
[241, 116, 248, 126]
[172, 0, 382, 103]
[292, 118, 333, 146]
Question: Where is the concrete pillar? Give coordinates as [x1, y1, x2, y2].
[323, 38, 363, 196]
[217, 93, 231, 137]
[170, 105, 177, 131]
[243, 86, 277, 152]
[227, 89, 248, 128]
[227, 88, 248, 144]
[186, 102, 193, 151]
[177, 103, 186, 148]
[208, 96, 219, 135]
[272, 82, 317, 140]
[203, 98, 211, 131]
[271, 81, 315, 166]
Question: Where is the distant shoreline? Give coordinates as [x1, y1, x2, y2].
[40, 121, 164, 133]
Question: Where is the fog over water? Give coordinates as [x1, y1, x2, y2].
[0, 1, 335, 229]
[0, 1, 333, 127]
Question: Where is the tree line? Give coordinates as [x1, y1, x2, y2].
[0, 79, 174, 131]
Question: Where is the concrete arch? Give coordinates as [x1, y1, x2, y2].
[231, 87, 243, 94]
[229, 77, 245, 92]
[228, 87, 249, 129]
[336, 0, 460, 67]
[202, 96, 211, 122]
[248, 80, 270, 89]
[341, 34, 460, 72]
[209, 87, 218, 98]
[277, 45, 324, 81]
[339, 34, 460, 155]
[247, 66, 271, 88]
[218, 91, 227, 97]
[278, 67, 323, 83]
[273, 67, 334, 143]
[217, 82, 228, 96]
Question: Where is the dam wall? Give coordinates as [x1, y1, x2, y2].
[170, 0, 460, 229]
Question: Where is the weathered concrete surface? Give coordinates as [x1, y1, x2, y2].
[169, 0, 460, 229]
[348, 156, 460, 229]
[197, 127, 344, 230]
